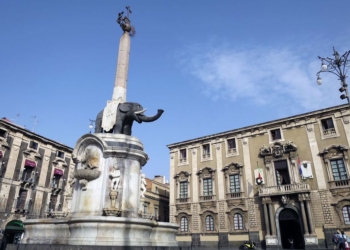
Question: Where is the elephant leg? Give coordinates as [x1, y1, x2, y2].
[113, 121, 123, 134]
[123, 124, 132, 135]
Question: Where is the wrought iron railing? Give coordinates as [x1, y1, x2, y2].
[323, 128, 336, 136]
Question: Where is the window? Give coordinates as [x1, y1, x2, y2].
[203, 178, 213, 196]
[49, 195, 58, 212]
[180, 149, 187, 163]
[229, 175, 240, 193]
[234, 213, 244, 230]
[21, 167, 34, 182]
[29, 141, 38, 150]
[205, 215, 214, 231]
[343, 206, 350, 225]
[51, 175, 62, 188]
[321, 118, 336, 136]
[0, 129, 7, 138]
[274, 160, 290, 185]
[143, 204, 148, 214]
[202, 144, 210, 158]
[154, 207, 159, 220]
[270, 129, 282, 141]
[331, 159, 348, 180]
[180, 217, 188, 232]
[56, 151, 65, 159]
[180, 182, 188, 198]
[227, 138, 237, 154]
[155, 187, 159, 193]
[16, 189, 28, 210]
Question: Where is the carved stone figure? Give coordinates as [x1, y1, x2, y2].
[95, 102, 164, 135]
[140, 173, 147, 198]
[110, 170, 121, 191]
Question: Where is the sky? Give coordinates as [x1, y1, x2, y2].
[1, 1, 350, 181]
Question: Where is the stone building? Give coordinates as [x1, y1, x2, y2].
[168, 104, 350, 249]
[140, 175, 170, 222]
[0, 118, 74, 248]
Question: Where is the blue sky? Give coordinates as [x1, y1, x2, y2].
[1, 1, 350, 181]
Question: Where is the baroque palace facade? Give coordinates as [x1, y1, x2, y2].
[0, 118, 74, 248]
[168, 104, 350, 249]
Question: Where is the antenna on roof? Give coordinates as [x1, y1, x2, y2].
[32, 116, 39, 132]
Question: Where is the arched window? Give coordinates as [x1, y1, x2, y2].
[343, 206, 350, 225]
[206, 215, 214, 231]
[234, 213, 243, 230]
[180, 217, 188, 232]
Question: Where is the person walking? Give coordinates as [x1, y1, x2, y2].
[288, 237, 294, 250]
[333, 232, 340, 250]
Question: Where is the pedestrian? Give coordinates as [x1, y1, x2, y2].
[333, 232, 340, 250]
[341, 231, 350, 250]
[288, 237, 294, 250]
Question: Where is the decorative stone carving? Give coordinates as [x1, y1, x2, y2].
[281, 195, 289, 205]
[140, 173, 146, 198]
[174, 171, 191, 181]
[73, 148, 101, 191]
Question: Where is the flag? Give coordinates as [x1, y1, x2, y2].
[298, 156, 303, 176]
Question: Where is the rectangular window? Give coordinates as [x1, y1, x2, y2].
[16, 189, 28, 210]
[0, 129, 7, 138]
[274, 160, 290, 185]
[227, 138, 237, 154]
[143, 205, 148, 214]
[331, 159, 348, 180]
[154, 207, 159, 219]
[155, 186, 159, 193]
[270, 129, 282, 141]
[29, 141, 38, 150]
[202, 144, 210, 158]
[180, 182, 188, 198]
[49, 195, 58, 212]
[57, 151, 65, 159]
[229, 175, 240, 193]
[203, 178, 213, 196]
[179, 149, 187, 163]
[321, 118, 336, 136]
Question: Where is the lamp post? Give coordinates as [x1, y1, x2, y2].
[317, 47, 350, 108]
[89, 119, 95, 133]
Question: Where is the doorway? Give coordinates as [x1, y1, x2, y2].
[279, 208, 304, 249]
[0, 220, 24, 250]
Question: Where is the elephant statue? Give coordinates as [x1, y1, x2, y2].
[95, 102, 164, 136]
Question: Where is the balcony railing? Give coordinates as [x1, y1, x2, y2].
[179, 158, 187, 163]
[323, 128, 336, 137]
[51, 178, 65, 190]
[259, 183, 310, 197]
[226, 192, 244, 199]
[227, 148, 237, 154]
[176, 197, 190, 203]
[329, 179, 350, 188]
[202, 154, 211, 159]
[200, 195, 215, 201]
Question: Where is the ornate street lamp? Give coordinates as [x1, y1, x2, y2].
[317, 48, 350, 107]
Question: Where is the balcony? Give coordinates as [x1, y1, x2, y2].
[176, 197, 190, 203]
[179, 158, 187, 163]
[226, 192, 244, 199]
[50, 178, 65, 193]
[259, 183, 310, 197]
[200, 195, 215, 201]
[329, 179, 350, 189]
[323, 128, 336, 137]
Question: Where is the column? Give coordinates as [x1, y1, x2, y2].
[216, 142, 225, 200]
[299, 196, 309, 235]
[305, 200, 316, 234]
[241, 138, 254, 197]
[112, 32, 130, 102]
[263, 202, 271, 236]
[268, 203, 276, 235]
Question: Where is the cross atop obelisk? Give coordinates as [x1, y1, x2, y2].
[112, 6, 135, 102]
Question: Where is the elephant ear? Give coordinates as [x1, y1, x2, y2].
[119, 103, 131, 113]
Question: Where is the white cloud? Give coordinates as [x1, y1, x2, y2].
[179, 43, 345, 114]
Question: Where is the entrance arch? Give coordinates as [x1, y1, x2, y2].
[276, 206, 304, 249]
[0, 220, 24, 249]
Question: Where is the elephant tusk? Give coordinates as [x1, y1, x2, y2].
[135, 108, 146, 115]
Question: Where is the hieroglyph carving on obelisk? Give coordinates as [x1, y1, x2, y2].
[102, 7, 135, 131]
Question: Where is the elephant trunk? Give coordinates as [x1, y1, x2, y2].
[137, 109, 164, 123]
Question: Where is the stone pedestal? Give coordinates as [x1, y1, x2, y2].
[22, 133, 178, 247]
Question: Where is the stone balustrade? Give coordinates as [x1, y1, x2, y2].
[259, 183, 310, 197]
[176, 197, 190, 203]
[199, 195, 216, 201]
[226, 192, 244, 199]
[329, 179, 350, 188]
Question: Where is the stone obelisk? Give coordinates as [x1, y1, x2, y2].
[101, 9, 134, 132]
[112, 8, 133, 102]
